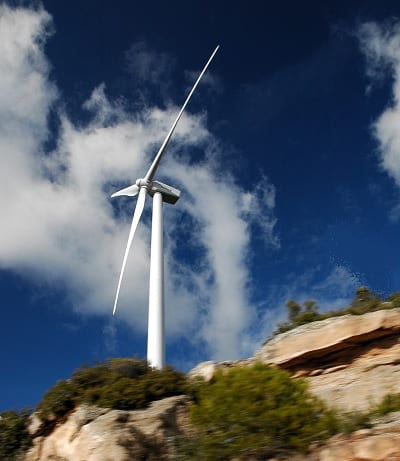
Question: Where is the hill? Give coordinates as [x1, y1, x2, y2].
[3, 289, 400, 461]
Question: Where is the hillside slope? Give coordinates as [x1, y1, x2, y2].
[23, 308, 400, 461]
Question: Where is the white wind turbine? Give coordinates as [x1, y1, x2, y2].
[111, 46, 219, 369]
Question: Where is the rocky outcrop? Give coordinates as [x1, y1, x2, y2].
[25, 395, 189, 461]
[255, 308, 400, 411]
[190, 310, 400, 411]
[188, 360, 220, 381]
[279, 411, 400, 461]
[255, 308, 400, 367]
[317, 414, 400, 461]
[188, 358, 254, 382]
[24, 309, 400, 461]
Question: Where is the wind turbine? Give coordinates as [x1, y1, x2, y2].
[111, 46, 219, 369]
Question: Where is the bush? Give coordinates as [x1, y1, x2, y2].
[274, 299, 322, 335]
[36, 379, 77, 420]
[271, 287, 392, 338]
[347, 286, 381, 315]
[387, 292, 400, 308]
[332, 409, 373, 434]
[179, 363, 338, 460]
[0, 409, 32, 461]
[36, 359, 186, 421]
[374, 393, 400, 416]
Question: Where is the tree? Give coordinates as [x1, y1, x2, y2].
[388, 292, 400, 308]
[349, 286, 381, 314]
[36, 380, 77, 420]
[0, 410, 32, 460]
[286, 300, 301, 322]
[182, 364, 337, 460]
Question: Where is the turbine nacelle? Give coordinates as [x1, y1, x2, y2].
[111, 179, 180, 205]
[149, 181, 180, 204]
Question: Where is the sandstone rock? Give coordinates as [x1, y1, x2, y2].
[256, 309, 400, 367]
[187, 360, 219, 381]
[264, 413, 400, 461]
[188, 358, 255, 382]
[190, 311, 400, 412]
[256, 309, 400, 411]
[305, 335, 400, 410]
[24, 395, 189, 461]
[27, 413, 42, 436]
[317, 413, 400, 461]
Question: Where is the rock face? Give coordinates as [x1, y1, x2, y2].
[24, 309, 400, 461]
[268, 412, 400, 461]
[255, 308, 400, 411]
[25, 395, 188, 461]
[187, 358, 254, 382]
[318, 417, 400, 461]
[295, 411, 400, 461]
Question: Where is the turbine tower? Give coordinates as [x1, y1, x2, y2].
[111, 46, 219, 369]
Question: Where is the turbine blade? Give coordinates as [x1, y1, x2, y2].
[111, 183, 139, 198]
[144, 45, 219, 182]
[113, 186, 147, 315]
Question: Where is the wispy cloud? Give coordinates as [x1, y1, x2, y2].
[0, 5, 278, 362]
[358, 21, 400, 193]
[243, 264, 361, 354]
[125, 41, 174, 86]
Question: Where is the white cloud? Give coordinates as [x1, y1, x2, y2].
[358, 21, 400, 189]
[125, 41, 173, 85]
[313, 265, 360, 301]
[0, 5, 278, 362]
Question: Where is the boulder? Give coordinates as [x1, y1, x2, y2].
[25, 395, 189, 461]
[187, 360, 219, 381]
[188, 358, 255, 382]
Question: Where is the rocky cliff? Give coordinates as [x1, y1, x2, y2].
[25, 396, 189, 461]
[256, 308, 400, 411]
[190, 308, 400, 412]
[24, 308, 400, 461]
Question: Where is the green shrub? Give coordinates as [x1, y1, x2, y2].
[374, 393, 400, 416]
[387, 292, 400, 308]
[180, 363, 338, 460]
[347, 286, 382, 315]
[273, 300, 323, 336]
[108, 357, 149, 378]
[271, 287, 393, 338]
[332, 409, 372, 434]
[324, 392, 400, 436]
[0, 410, 32, 461]
[36, 379, 77, 420]
[36, 359, 186, 421]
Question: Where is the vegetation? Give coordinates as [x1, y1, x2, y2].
[179, 362, 400, 460]
[3, 356, 400, 460]
[329, 391, 400, 435]
[36, 358, 186, 421]
[178, 363, 339, 460]
[374, 392, 400, 417]
[273, 286, 400, 336]
[0, 409, 32, 461]
[4, 289, 400, 459]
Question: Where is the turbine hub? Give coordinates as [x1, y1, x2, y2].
[136, 178, 151, 189]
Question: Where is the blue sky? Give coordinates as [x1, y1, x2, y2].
[2, 0, 400, 410]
